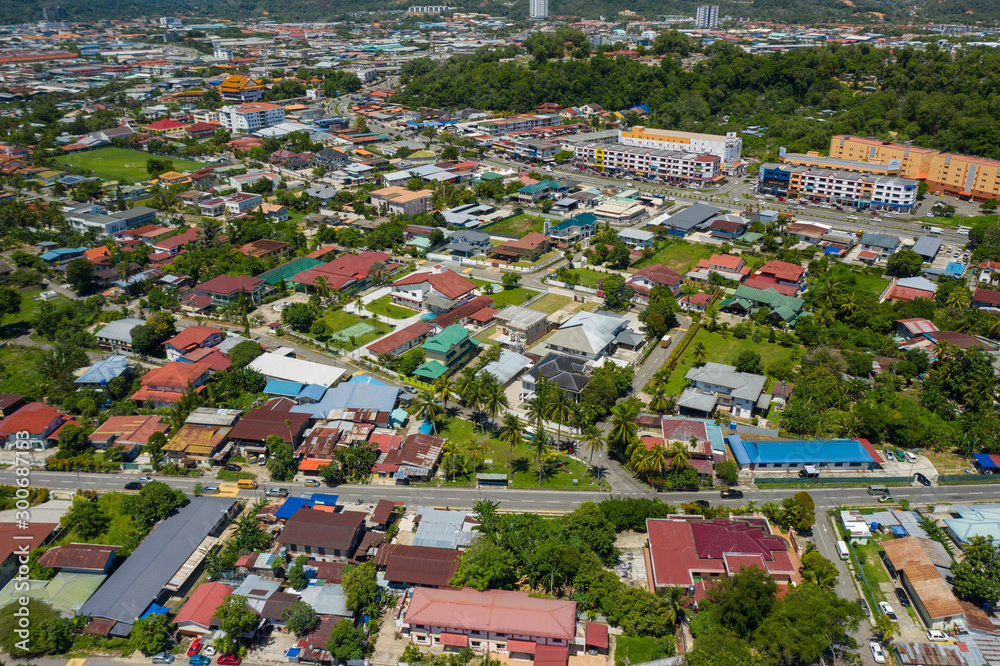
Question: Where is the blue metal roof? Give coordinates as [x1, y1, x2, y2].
[75, 355, 130, 385]
[310, 493, 339, 506]
[296, 383, 327, 402]
[274, 497, 314, 520]
[348, 374, 387, 386]
[727, 434, 876, 465]
[265, 379, 304, 397]
[974, 453, 999, 470]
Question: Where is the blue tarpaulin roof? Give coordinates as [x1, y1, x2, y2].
[265, 379, 304, 397]
[274, 497, 314, 520]
[890, 525, 907, 537]
[310, 493, 339, 506]
[139, 602, 171, 619]
[418, 421, 434, 434]
[974, 453, 999, 470]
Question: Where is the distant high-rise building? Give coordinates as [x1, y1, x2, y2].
[529, 0, 549, 19]
[695, 5, 719, 29]
[41, 6, 66, 22]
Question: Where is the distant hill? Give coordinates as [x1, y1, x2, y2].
[11, 0, 997, 28]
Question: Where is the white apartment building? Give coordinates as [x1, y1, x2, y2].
[696, 5, 719, 29]
[573, 143, 721, 183]
[619, 126, 743, 174]
[529, 0, 549, 19]
[218, 102, 285, 133]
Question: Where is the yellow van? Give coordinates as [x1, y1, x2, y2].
[237, 479, 258, 490]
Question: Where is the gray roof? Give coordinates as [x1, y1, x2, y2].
[290, 382, 399, 419]
[413, 508, 474, 549]
[661, 203, 724, 231]
[450, 230, 491, 245]
[910, 236, 941, 259]
[298, 583, 350, 616]
[677, 389, 719, 413]
[75, 355, 130, 385]
[684, 362, 767, 402]
[860, 232, 900, 249]
[96, 318, 147, 344]
[78, 497, 235, 629]
[546, 311, 627, 356]
[109, 206, 157, 221]
[494, 305, 548, 329]
[233, 573, 282, 613]
[615, 329, 646, 346]
[482, 351, 533, 385]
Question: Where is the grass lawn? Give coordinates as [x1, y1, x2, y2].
[484, 214, 546, 236]
[315, 309, 394, 351]
[561, 267, 610, 289]
[473, 325, 500, 347]
[614, 635, 665, 663]
[0, 288, 50, 339]
[529, 293, 573, 314]
[922, 450, 971, 475]
[634, 238, 715, 273]
[489, 286, 539, 308]
[56, 147, 209, 184]
[365, 295, 416, 320]
[659, 329, 801, 395]
[435, 416, 600, 490]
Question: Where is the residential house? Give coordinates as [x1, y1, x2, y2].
[493, 306, 549, 353]
[95, 318, 147, 354]
[74, 355, 133, 389]
[174, 581, 233, 635]
[491, 233, 551, 264]
[413, 325, 477, 381]
[311, 147, 349, 169]
[687, 254, 750, 283]
[0, 394, 24, 418]
[129, 362, 211, 408]
[370, 186, 433, 216]
[0, 402, 76, 450]
[238, 239, 292, 260]
[754, 260, 806, 290]
[194, 275, 267, 306]
[545, 311, 629, 361]
[375, 544, 461, 589]
[522, 353, 590, 400]
[390, 266, 477, 313]
[880, 277, 937, 304]
[972, 287, 1000, 311]
[859, 232, 900, 261]
[254, 203, 289, 222]
[448, 230, 493, 258]
[617, 228, 655, 249]
[517, 180, 565, 204]
[709, 216, 749, 240]
[545, 213, 596, 243]
[365, 321, 433, 359]
[164, 326, 224, 361]
[162, 422, 230, 465]
[37, 543, 118, 575]
[679, 362, 768, 418]
[372, 433, 444, 482]
[226, 400, 310, 459]
[627, 264, 683, 304]
[291, 251, 394, 293]
[88, 415, 168, 458]
[720, 285, 804, 325]
[881, 538, 966, 630]
[277, 508, 366, 562]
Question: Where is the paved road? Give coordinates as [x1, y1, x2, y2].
[6, 469, 1000, 512]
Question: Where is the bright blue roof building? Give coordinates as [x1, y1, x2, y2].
[727, 434, 879, 470]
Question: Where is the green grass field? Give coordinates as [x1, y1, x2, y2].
[365, 295, 416, 320]
[615, 635, 669, 664]
[316, 309, 394, 350]
[661, 329, 801, 395]
[0, 289, 50, 339]
[529, 293, 573, 314]
[56, 147, 209, 184]
[484, 214, 547, 236]
[634, 238, 715, 273]
[561, 267, 611, 288]
[489, 286, 539, 308]
[473, 325, 500, 347]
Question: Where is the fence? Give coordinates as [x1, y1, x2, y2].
[937, 474, 1000, 485]
[734, 424, 780, 437]
[755, 475, 913, 486]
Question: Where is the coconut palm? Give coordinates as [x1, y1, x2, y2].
[466, 438, 487, 477]
[533, 428, 551, 486]
[411, 389, 442, 435]
[648, 386, 669, 414]
[547, 387, 573, 449]
[608, 399, 640, 457]
[646, 443, 670, 479]
[354, 295, 366, 318]
[813, 278, 843, 309]
[313, 275, 330, 304]
[525, 394, 548, 433]
[802, 562, 838, 590]
[498, 414, 523, 468]
[581, 425, 604, 467]
[435, 374, 456, 411]
[989, 315, 1000, 339]
[945, 286, 971, 310]
[367, 260, 388, 286]
[874, 614, 897, 642]
[704, 304, 721, 331]
[461, 376, 485, 429]
[691, 341, 708, 366]
[838, 291, 858, 315]
[670, 442, 690, 470]
[481, 377, 509, 430]
[442, 440, 462, 481]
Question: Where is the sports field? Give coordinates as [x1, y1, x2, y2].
[56, 148, 209, 184]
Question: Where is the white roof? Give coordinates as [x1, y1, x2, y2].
[547, 310, 627, 355]
[248, 351, 346, 387]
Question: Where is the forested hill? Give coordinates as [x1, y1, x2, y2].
[6, 0, 999, 25]
[396, 41, 1000, 160]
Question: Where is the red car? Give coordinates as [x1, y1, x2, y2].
[217, 656, 241, 666]
[187, 638, 202, 657]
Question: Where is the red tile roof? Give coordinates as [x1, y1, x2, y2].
[391, 268, 477, 300]
[429, 294, 494, 329]
[197, 275, 264, 296]
[164, 326, 224, 351]
[0, 402, 66, 436]
[88, 415, 168, 447]
[0, 522, 57, 562]
[375, 543, 461, 588]
[294, 251, 393, 289]
[173, 581, 234, 630]
[404, 588, 576, 640]
[742, 277, 798, 296]
[630, 264, 682, 287]
[973, 288, 1000, 306]
[139, 362, 211, 389]
[366, 321, 432, 356]
[756, 260, 805, 282]
[883, 284, 935, 303]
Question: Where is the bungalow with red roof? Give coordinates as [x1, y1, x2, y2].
[680, 291, 712, 312]
[627, 264, 683, 304]
[152, 229, 199, 255]
[390, 266, 477, 313]
[754, 260, 806, 290]
[972, 287, 1000, 311]
[143, 119, 187, 136]
[978, 261, 1000, 284]
[88, 414, 169, 458]
[194, 275, 267, 306]
[646, 517, 799, 598]
[129, 362, 211, 408]
[291, 251, 395, 293]
[174, 581, 234, 635]
[491, 232, 551, 263]
[185, 122, 218, 138]
[164, 326, 225, 361]
[0, 402, 77, 450]
[879, 277, 937, 304]
[688, 253, 750, 283]
[366, 321, 433, 359]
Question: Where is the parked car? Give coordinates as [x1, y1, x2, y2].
[152, 653, 175, 664]
[896, 587, 911, 607]
[870, 642, 886, 664]
[224, 464, 242, 472]
[878, 601, 897, 620]
[190, 657, 210, 666]
[265, 487, 288, 498]
[893, 450, 906, 463]
[720, 489, 744, 499]
[217, 656, 241, 666]
[858, 598, 870, 615]
[125, 481, 143, 490]
[138, 476, 154, 482]
[915, 473, 931, 486]
[202, 486, 220, 495]
[203, 646, 217, 657]
[258, 456, 267, 466]
[304, 479, 321, 487]
[693, 499, 710, 508]
[187, 637, 202, 656]
[927, 630, 949, 642]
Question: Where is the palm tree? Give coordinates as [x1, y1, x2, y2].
[608, 399, 640, 457]
[435, 374, 456, 411]
[313, 275, 330, 304]
[581, 425, 604, 468]
[547, 387, 573, 449]
[691, 341, 708, 366]
[874, 615, 897, 642]
[669, 442, 690, 470]
[946, 286, 971, 310]
[989, 315, 1000, 339]
[838, 292, 858, 315]
[802, 564, 837, 590]
[481, 378, 509, 430]
[466, 438, 487, 477]
[411, 389, 442, 435]
[646, 443, 670, 479]
[462, 376, 485, 429]
[704, 305, 721, 331]
[525, 394, 547, 433]
[648, 386, 669, 414]
[354, 295, 366, 318]
[498, 414, 524, 469]
[368, 261, 388, 286]
[442, 440, 462, 481]
[533, 428, 551, 486]
[813, 278, 843, 309]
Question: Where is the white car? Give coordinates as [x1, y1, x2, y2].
[926, 630, 949, 642]
[138, 476, 154, 483]
[870, 642, 886, 664]
[203, 645, 218, 656]
[878, 601, 897, 620]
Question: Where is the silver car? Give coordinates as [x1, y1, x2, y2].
[152, 653, 175, 664]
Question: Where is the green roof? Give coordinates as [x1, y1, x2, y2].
[738, 232, 764, 243]
[0, 572, 107, 615]
[518, 180, 558, 194]
[480, 171, 503, 181]
[413, 359, 448, 380]
[732, 284, 804, 313]
[422, 324, 469, 355]
[258, 257, 322, 286]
